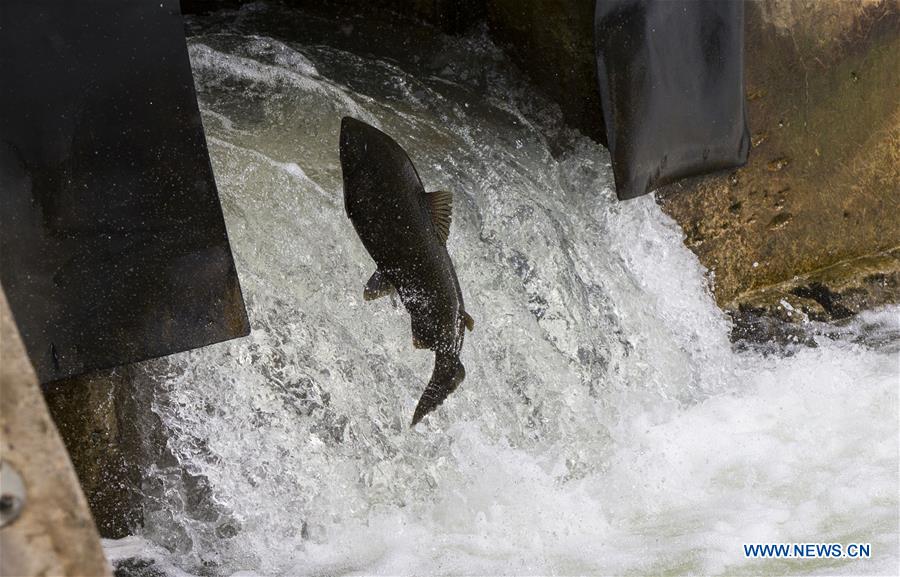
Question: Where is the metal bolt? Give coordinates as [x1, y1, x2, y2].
[0, 460, 26, 528]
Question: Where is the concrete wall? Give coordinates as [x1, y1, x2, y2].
[484, 0, 605, 142]
[0, 289, 112, 577]
[480, 0, 899, 319]
[658, 0, 900, 319]
[44, 370, 145, 539]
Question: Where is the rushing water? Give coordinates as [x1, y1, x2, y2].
[104, 4, 900, 576]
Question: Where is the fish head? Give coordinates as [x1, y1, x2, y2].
[339, 116, 395, 218]
[339, 116, 425, 218]
[339, 117, 373, 201]
[339, 116, 370, 167]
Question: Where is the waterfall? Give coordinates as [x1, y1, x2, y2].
[104, 5, 900, 576]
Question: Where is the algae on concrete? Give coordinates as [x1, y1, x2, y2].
[43, 369, 145, 538]
[658, 0, 900, 314]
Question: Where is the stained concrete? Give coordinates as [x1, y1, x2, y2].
[485, 0, 605, 142]
[658, 0, 900, 314]
[0, 289, 112, 577]
[43, 369, 145, 539]
[478, 0, 900, 316]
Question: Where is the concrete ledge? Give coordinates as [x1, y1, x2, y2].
[0, 288, 112, 577]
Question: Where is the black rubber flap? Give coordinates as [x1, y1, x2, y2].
[0, 0, 250, 383]
[594, 0, 750, 200]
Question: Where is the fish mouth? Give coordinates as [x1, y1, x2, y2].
[339, 116, 368, 150]
[340, 115, 365, 132]
[339, 116, 380, 178]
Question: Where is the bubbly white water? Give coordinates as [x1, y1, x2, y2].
[105, 4, 899, 576]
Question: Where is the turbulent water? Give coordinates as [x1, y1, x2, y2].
[104, 4, 900, 576]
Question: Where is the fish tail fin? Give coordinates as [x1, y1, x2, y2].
[411, 352, 465, 427]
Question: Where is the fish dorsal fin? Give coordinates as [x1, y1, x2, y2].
[427, 190, 453, 244]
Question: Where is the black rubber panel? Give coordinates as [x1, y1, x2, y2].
[594, 0, 750, 200]
[0, 0, 250, 383]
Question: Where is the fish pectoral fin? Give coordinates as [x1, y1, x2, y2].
[427, 190, 453, 244]
[363, 270, 396, 301]
[462, 310, 475, 332]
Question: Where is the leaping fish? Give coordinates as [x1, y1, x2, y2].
[339, 117, 474, 426]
